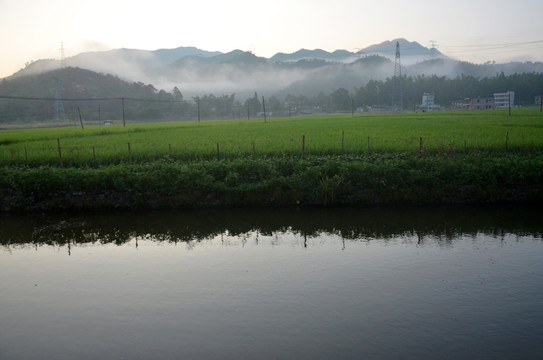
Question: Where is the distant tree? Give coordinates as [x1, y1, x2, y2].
[285, 94, 309, 113]
[158, 89, 173, 101]
[329, 88, 351, 112]
[215, 94, 236, 117]
[245, 92, 261, 117]
[315, 92, 329, 112]
[172, 86, 183, 101]
[232, 99, 244, 119]
[267, 96, 283, 115]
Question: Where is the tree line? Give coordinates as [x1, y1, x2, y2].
[1, 69, 542, 124]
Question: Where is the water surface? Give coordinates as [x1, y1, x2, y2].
[1, 206, 542, 359]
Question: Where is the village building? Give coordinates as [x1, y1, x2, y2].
[422, 92, 434, 108]
[465, 97, 494, 110]
[494, 91, 515, 109]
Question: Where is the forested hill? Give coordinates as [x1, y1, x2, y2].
[0, 67, 175, 124]
[0, 67, 159, 99]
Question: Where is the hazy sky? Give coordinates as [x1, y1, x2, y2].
[1, 0, 542, 78]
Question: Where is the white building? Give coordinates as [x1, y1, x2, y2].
[422, 93, 435, 108]
[421, 92, 440, 110]
[494, 91, 514, 109]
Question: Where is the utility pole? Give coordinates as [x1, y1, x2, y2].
[262, 96, 267, 124]
[392, 41, 403, 111]
[121, 98, 126, 127]
[77, 107, 84, 129]
[508, 92, 511, 116]
[197, 97, 200, 122]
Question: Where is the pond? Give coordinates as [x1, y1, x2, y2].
[1, 206, 542, 360]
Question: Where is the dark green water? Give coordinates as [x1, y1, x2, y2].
[1, 206, 542, 359]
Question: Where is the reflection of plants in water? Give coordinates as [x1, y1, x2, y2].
[1, 207, 542, 251]
[319, 172, 343, 204]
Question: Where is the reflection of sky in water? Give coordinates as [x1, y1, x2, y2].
[1, 224, 542, 360]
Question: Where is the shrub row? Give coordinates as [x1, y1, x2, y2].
[1, 153, 542, 211]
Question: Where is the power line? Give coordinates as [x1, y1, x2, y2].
[441, 40, 543, 57]
[0, 95, 183, 103]
[443, 39, 543, 49]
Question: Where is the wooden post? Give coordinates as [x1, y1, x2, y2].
[121, 98, 126, 128]
[341, 131, 345, 153]
[92, 146, 96, 167]
[77, 107, 84, 129]
[262, 96, 267, 124]
[302, 135, 305, 157]
[216, 142, 220, 160]
[128, 142, 132, 163]
[57, 138, 63, 167]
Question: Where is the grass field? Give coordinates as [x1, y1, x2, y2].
[1, 109, 542, 167]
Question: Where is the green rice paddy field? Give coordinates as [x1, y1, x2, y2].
[1, 109, 543, 211]
[1, 109, 542, 166]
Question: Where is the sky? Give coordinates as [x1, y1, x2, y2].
[1, 0, 543, 78]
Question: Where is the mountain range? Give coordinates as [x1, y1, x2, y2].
[4, 38, 543, 98]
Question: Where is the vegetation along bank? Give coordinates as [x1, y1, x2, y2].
[1, 111, 542, 211]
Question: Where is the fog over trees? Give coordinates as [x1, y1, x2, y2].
[1, 66, 541, 124]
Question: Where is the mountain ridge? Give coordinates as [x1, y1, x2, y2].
[3, 39, 542, 99]
[7, 38, 443, 80]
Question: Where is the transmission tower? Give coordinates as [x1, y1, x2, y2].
[392, 41, 403, 111]
[59, 42, 66, 69]
[429, 40, 439, 58]
[54, 77, 65, 122]
[54, 42, 66, 122]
